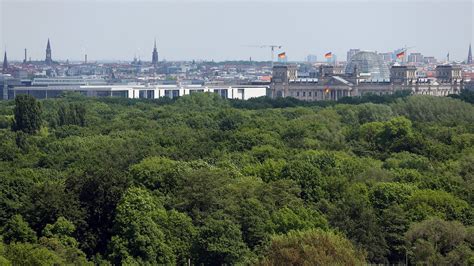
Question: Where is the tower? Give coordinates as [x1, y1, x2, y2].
[23, 48, 27, 64]
[151, 39, 159, 67]
[45, 38, 52, 64]
[468, 43, 472, 65]
[2, 51, 8, 73]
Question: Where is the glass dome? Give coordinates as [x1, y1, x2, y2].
[345, 51, 390, 81]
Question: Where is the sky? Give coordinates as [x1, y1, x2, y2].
[0, 0, 473, 62]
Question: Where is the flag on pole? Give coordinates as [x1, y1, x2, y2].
[278, 52, 286, 59]
[396, 51, 405, 58]
[324, 52, 332, 59]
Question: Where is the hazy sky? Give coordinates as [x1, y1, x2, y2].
[1, 0, 472, 62]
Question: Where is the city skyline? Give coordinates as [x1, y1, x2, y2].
[1, 0, 473, 61]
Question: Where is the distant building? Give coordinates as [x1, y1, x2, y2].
[345, 51, 390, 81]
[7, 84, 267, 100]
[468, 43, 472, 64]
[45, 39, 53, 65]
[306, 54, 317, 63]
[326, 54, 337, 64]
[346, 49, 360, 62]
[380, 52, 393, 63]
[152, 39, 159, 67]
[408, 53, 424, 63]
[270, 60, 464, 101]
[2, 51, 8, 73]
[423, 56, 437, 64]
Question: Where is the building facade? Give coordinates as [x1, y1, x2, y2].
[270, 64, 464, 101]
[8, 83, 267, 100]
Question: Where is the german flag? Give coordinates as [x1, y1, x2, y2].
[396, 51, 405, 58]
[278, 52, 286, 59]
[324, 52, 332, 58]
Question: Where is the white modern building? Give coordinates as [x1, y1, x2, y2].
[9, 84, 268, 100]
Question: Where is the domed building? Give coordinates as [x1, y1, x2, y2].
[345, 51, 390, 81]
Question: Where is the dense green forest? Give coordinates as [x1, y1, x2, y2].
[0, 91, 473, 265]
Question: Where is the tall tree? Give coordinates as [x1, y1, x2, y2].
[12, 95, 42, 134]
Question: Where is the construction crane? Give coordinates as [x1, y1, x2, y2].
[243, 45, 283, 63]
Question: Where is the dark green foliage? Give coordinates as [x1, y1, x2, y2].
[193, 214, 251, 265]
[0, 93, 472, 264]
[12, 95, 42, 134]
[57, 103, 86, 127]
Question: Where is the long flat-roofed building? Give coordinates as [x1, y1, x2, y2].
[8, 83, 268, 100]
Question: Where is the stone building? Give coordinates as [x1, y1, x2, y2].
[270, 51, 464, 101]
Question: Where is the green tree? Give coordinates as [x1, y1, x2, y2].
[12, 95, 42, 134]
[109, 187, 174, 264]
[2, 214, 37, 244]
[4, 242, 64, 265]
[405, 217, 473, 265]
[271, 206, 328, 234]
[39, 217, 91, 265]
[193, 214, 251, 265]
[259, 229, 366, 265]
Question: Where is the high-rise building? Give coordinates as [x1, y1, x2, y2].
[346, 49, 360, 62]
[408, 53, 424, 63]
[152, 39, 159, 67]
[306, 54, 317, 63]
[2, 51, 8, 73]
[468, 43, 472, 64]
[45, 38, 53, 64]
[423, 56, 437, 64]
[380, 52, 393, 63]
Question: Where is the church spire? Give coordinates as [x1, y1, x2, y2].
[45, 38, 52, 64]
[468, 43, 473, 65]
[2, 51, 8, 73]
[152, 39, 159, 67]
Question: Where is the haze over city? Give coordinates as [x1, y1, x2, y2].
[1, 0, 472, 62]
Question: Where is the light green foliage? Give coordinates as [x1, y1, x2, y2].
[109, 187, 174, 264]
[129, 156, 189, 193]
[271, 206, 328, 234]
[260, 229, 366, 266]
[406, 189, 470, 223]
[2, 214, 37, 244]
[4, 242, 64, 265]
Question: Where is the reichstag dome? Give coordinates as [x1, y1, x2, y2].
[345, 51, 390, 81]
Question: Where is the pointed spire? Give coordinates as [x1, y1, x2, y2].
[2, 51, 8, 72]
[152, 39, 159, 67]
[468, 43, 473, 64]
[45, 38, 52, 64]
